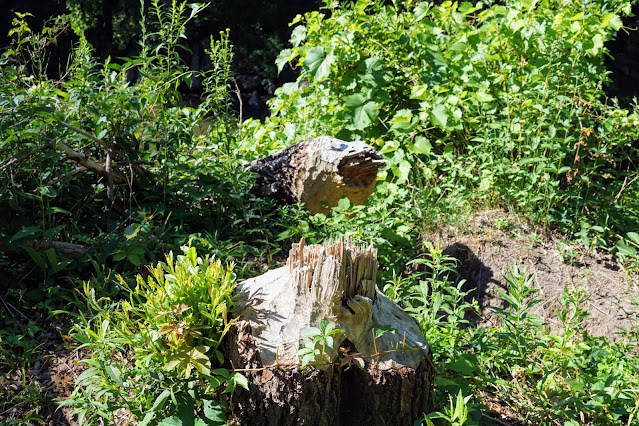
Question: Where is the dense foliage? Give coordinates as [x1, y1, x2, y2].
[1, 0, 638, 424]
[269, 0, 639, 255]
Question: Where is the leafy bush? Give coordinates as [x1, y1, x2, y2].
[0, 1, 293, 288]
[399, 247, 639, 425]
[60, 246, 246, 424]
[270, 0, 639, 250]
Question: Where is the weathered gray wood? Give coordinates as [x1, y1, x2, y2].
[248, 137, 385, 214]
[227, 239, 434, 425]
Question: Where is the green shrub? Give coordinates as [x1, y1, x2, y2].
[269, 0, 639, 249]
[401, 250, 639, 425]
[60, 246, 246, 424]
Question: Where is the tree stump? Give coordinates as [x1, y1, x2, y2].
[248, 137, 385, 214]
[225, 239, 435, 425]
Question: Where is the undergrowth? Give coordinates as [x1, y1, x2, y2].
[1, 0, 638, 424]
[398, 244, 639, 425]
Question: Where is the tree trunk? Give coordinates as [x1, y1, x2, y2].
[248, 137, 385, 214]
[224, 239, 435, 425]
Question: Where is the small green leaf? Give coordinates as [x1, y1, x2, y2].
[202, 399, 225, 424]
[302, 327, 321, 337]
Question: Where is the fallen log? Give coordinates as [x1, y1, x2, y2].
[248, 137, 385, 214]
[225, 238, 434, 425]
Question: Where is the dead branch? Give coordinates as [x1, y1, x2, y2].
[57, 141, 127, 184]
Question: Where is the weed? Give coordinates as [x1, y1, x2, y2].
[59, 246, 245, 424]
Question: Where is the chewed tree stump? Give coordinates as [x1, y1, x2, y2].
[248, 137, 385, 214]
[224, 239, 435, 425]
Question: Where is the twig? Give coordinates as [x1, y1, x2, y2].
[482, 413, 515, 426]
[0, 291, 30, 321]
[615, 174, 639, 205]
[105, 144, 114, 204]
[48, 166, 88, 186]
[57, 141, 127, 184]
[0, 142, 53, 173]
[56, 120, 111, 150]
[22, 239, 90, 259]
[233, 77, 243, 128]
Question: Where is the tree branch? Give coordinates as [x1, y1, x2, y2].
[57, 141, 127, 184]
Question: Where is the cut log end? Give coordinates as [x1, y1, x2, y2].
[249, 137, 386, 214]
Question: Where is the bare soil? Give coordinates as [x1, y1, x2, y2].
[425, 209, 639, 339]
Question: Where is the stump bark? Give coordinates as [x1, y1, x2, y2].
[225, 239, 435, 425]
[248, 137, 385, 214]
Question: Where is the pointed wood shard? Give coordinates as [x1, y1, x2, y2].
[227, 238, 435, 425]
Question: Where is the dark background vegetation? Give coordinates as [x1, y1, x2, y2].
[2, 0, 638, 105]
[0, 0, 322, 118]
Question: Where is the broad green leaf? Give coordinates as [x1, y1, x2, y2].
[190, 346, 211, 376]
[354, 0, 371, 15]
[10, 226, 40, 243]
[446, 356, 477, 373]
[159, 416, 183, 426]
[430, 104, 448, 129]
[410, 84, 430, 101]
[165, 358, 182, 371]
[391, 160, 411, 183]
[38, 186, 58, 198]
[302, 326, 321, 337]
[152, 390, 172, 411]
[46, 206, 71, 215]
[127, 254, 142, 266]
[202, 399, 225, 424]
[290, 26, 307, 47]
[475, 91, 494, 102]
[568, 11, 584, 21]
[123, 224, 140, 240]
[627, 232, 639, 246]
[301, 353, 313, 367]
[105, 365, 124, 387]
[601, 13, 622, 30]
[345, 94, 378, 130]
[304, 46, 336, 81]
[230, 372, 249, 391]
[410, 136, 432, 155]
[616, 240, 637, 257]
[166, 392, 194, 426]
[390, 110, 414, 135]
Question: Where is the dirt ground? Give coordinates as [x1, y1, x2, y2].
[425, 209, 639, 339]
